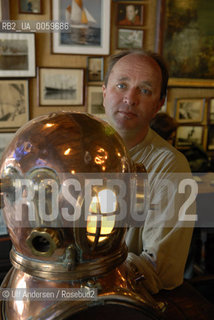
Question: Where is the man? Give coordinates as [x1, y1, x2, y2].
[119, 5, 141, 26]
[102, 50, 196, 294]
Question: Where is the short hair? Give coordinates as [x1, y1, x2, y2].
[150, 112, 178, 141]
[104, 50, 169, 100]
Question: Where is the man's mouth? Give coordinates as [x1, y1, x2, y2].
[117, 110, 137, 119]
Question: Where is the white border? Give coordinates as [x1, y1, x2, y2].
[0, 33, 35, 77]
[52, 0, 111, 55]
[0, 80, 29, 128]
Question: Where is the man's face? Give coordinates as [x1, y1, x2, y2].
[126, 5, 136, 21]
[102, 54, 164, 140]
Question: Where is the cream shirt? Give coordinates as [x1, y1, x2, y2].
[126, 128, 195, 294]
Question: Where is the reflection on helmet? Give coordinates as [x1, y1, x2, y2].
[87, 188, 117, 243]
[0, 112, 162, 320]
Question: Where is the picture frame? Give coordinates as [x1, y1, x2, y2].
[117, 28, 143, 49]
[175, 98, 205, 123]
[156, 0, 214, 87]
[0, 80, 29, 129]
[19, 0, 42, 14]
[0, 210, 7, 236]
[87, 56, 104, 82]
[117, 3, 144, 26]
[52, 0, 111, 55]
[38, 67, 85, 106]
[0, 132, 14, 236]
[0, 132, 14, 159]
[87, 86, 106, 119]
[0, 33, 36, 78]
[0, 0, 10, 20]
[207, 126, 214, 151]
[208, 98, 214, 124]
[175, 125, 204, 148]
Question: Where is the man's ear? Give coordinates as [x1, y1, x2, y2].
[156, 96, 166, 113]
[102, 84, 106, 97]
[152, 97, 165, 118]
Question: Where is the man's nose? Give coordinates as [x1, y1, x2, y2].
[123, 88, 138, 106]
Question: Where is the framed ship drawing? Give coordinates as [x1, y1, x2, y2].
[52, 0, 111, 55]
[0, 33, 35, 78]
[38, 67, 85, 106]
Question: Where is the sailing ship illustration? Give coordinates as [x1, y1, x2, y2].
[65, 0, 96, 28]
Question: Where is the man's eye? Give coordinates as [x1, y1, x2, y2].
[140, 88, 151, 95]
[116, 83, 126, 89]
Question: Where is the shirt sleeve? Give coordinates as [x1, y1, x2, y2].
[126, 154, 196, 294]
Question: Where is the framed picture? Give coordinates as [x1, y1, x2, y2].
[52, 0, 111, 55]
[87, 86, 106, 119]
[0, 132, 14, 236]
[117, 3, 144, 26]
[208, 98, 214, 124]
[0, 80, 29, 129]
[0, 133, 14, 159]
[19, 0, 42, 14]
[117, 28, 143, 49]
[175, 125, 203, 148]
[207, 126, 214, 151]
[156, 0, 214, 87]
[0, 210, 7, 236]
[87, 57, 104, 82]
[175, 98, 205, 123]
[0, 33, 36, 77]
[38, 67, 85, 106]
[0, 0, 10, 20]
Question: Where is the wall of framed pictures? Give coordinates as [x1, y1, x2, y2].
[0, 0, 213, 160]
[156, 0, 214, 158]
[1, 0, 214, 288]
[166, 87, 214, 154]
[8, 0, 158, 119]
[5, 0, 157, 125]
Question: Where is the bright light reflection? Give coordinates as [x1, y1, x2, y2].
[94, 148, 108, 165]
[64, 148, 72, 155]
[89, 189, 117, 213]
[45, 123, 54, 128]
[98, 189, 117, 213]
[87, 189, 117, 243]
[87, 215, 97, 234]
[101, 215, 115, 234]
[14, 277, 27, 316]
